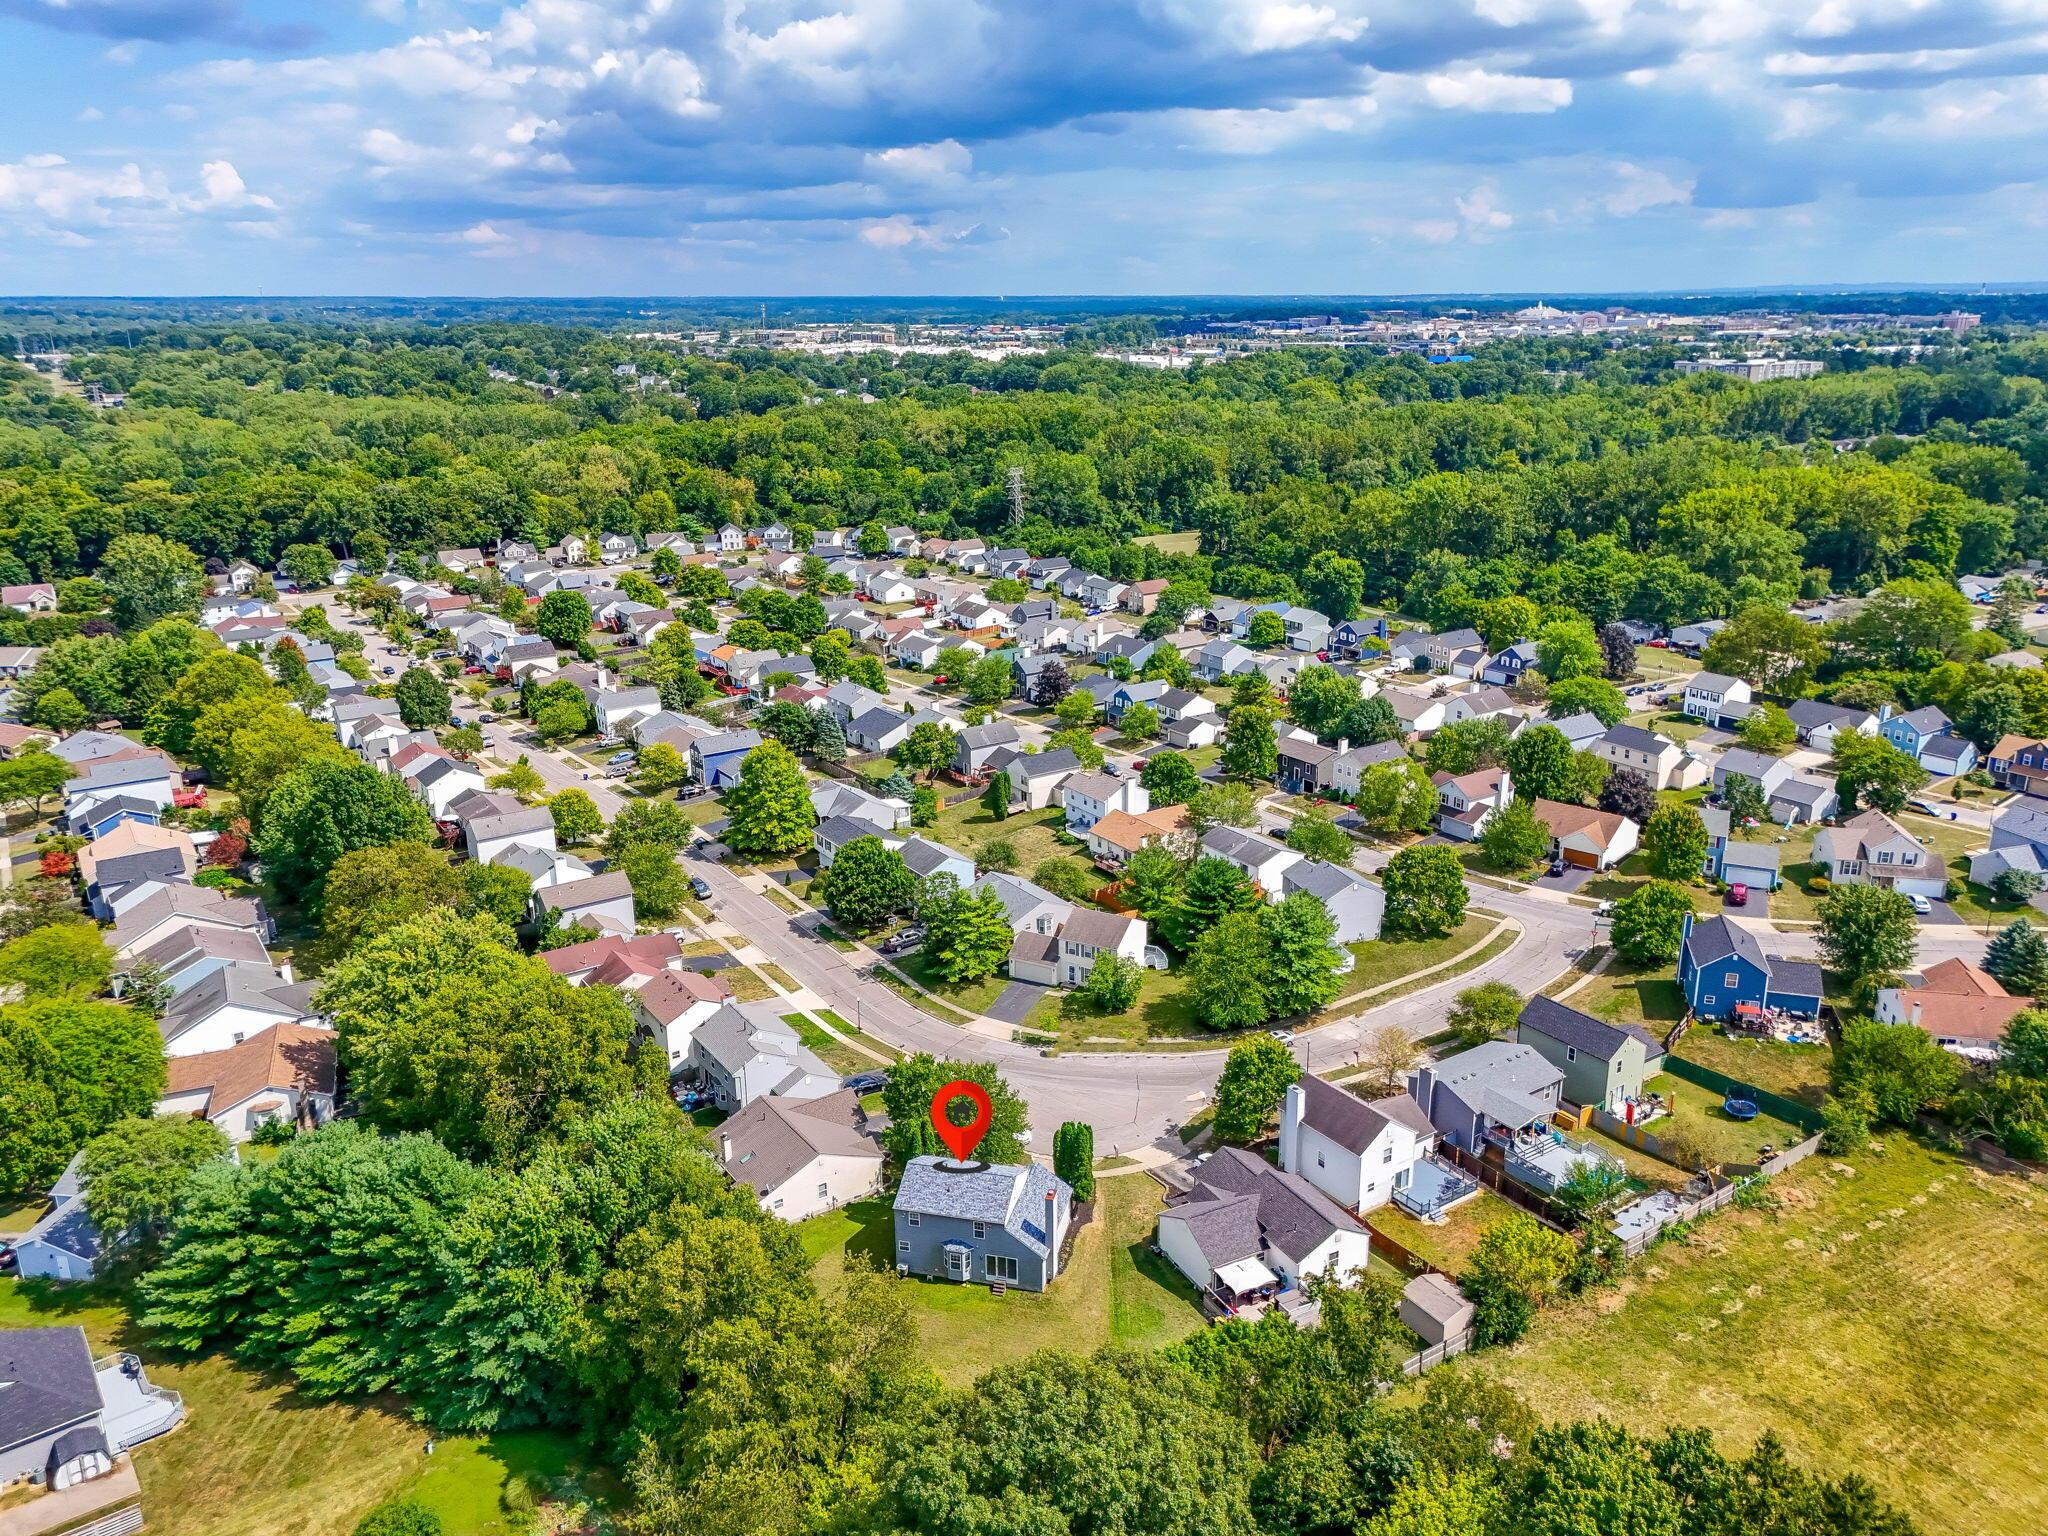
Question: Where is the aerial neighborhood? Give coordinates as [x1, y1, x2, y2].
[0, 311, 2042, 1536]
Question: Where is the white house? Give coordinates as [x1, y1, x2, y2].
[630, 968, 736, 1068]
[1592, 725, 1707, 791]
[1155, 1147, 1375, 1311]
[687, 1003, 840, 1111]
[1682, 671, 1752, 724]
[1062, 770, 1148, 833]
[1431, 766, 1509, 841]
[717, 1089, 884, 1221]
[157, 1022, 337, 1141]
[1279, 860, 1384, 944]
[450, 791, 558, 865]
[1278, 1075, 1440, 1213]
[1200, 825, 1303, 896]
[158, 962, 319, 1058]
[1812, 809, 1947, 900]
[539, 869, 638, 936]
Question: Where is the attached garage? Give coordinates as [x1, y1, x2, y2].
[1561, 846, 1599, 870]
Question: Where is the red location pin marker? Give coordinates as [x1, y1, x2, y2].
[930, 1079, 993, 1164]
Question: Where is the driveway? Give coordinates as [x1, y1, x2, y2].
[987, 978, 1054, 1025]
[1920, 899, 1968, 928]
[1540, 863, 1599, 894]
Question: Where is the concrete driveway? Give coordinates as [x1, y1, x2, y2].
[1539, 863, 1599, 894]
[1920, 899, 1968, 928]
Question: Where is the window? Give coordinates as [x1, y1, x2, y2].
[985, 1254, 1019, 1282]
[898, 1241, 909, 1253]
[1383, 1145, 1394, 1164]
[907, 1212, 920, 1227]
[972, 1221, 987, 1239]
[1316, 1151, 1324, 1168]
[1565, 1045, 1578, 1063]
[817, 1183, 829, 1201]
[1724, 972, 1740, 988]
[1702, 994, 1716, 1006]
[1877, 850, 1893, 864]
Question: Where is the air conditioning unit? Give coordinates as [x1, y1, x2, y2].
[896, 1263, 910, 1277]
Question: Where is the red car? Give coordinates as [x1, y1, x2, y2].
[1726, 883, 1749, 907]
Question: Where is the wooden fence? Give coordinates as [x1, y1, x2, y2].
[1438, 1141, 1576, 1232]
[1363, 1224, 1446, 1280]
[1399, 1329, 1475, 1377]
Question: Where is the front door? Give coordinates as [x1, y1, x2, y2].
[944, 1245, 971, 1281]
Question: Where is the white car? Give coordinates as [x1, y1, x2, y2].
[1908, 893, 1933, 915]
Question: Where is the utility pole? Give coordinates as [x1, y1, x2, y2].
[1006, 466, 1026, 527]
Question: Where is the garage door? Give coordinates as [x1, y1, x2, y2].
[1563, 847, 1598, 869]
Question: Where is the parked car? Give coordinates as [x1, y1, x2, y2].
[1726, 883, 1749, 907]
[844, 1071, 891, 1094]
[607, 750, 637, 766]
[1548, 858, 1567, 877]
[879, 927, 926, 955]
[380, 665, 395, 677]
[1908, 893, 1933, 915]
[1268, 1029, 1296, 1046]
[479, 712, 496, 723]
[0, 1240, 16, 1274]
[688, 876, 712, 899]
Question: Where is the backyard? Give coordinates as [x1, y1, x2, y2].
[1635, 1071, 1808, 1165]
[924, 799, 1096, 891]
[0, 1281, 603, 1536]
[801, 1171, 1204, 1383]
[1672, 1026, 1832, 1108]
[1545, 957, 1687, 1032]
[1476, 1138, 2048, 1536]
[1365, 1187, 1525, 1278]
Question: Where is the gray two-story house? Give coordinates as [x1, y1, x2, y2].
[891, 1156, 1073, 1292]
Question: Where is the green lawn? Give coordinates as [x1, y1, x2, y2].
[926, 800, 1087, 883]
[1135, 531, 1201, 556]
[1642, 1071, 1807, 1164]
[721, 965, 777, 1002]
[0, 1280, 606, 1536]
[1547, 959, 1687, 1030]
[814, 1008, 902, 1063]
[1476, 1138, 2048, 1536]
[0, 1199, 44, 1235]
[1336, 914, 1504, 998]
[802, 1174, 1203, 1383]
[1365, 1188, 1525, 1278]
[1025, 964, 1205, 1048]
[1673, 1028, 1833, 1109]
[1583, 853, 1722, 914]
[890, 947, 1011, 1015]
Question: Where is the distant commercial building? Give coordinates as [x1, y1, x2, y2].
[1675, 357, 1824, 382]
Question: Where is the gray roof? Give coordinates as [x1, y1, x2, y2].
[0, 1326, 102, 1446]
[956, 721, 1020, 752]
[1184, 1147, 1364, 1263]
[816, 814, 888, 848]
[695, 729, 763, 758]
[1772, 775, 1837, 809]
[1721, 842, 1784, 870]
[1601, 723, 1670, 756]
[1893, 705, 1950, 733]
[467, 807, 555, 842]
[160, 963, 314, 1043]
[972, 871, 1069, 927]
[1923, 735, 1975, 763]
[1787, 699, 1867, 732]
[1517, 995, 1662, 1062]
[1403, 1271, 1472, 1326]
[894, 1155, 1068, 1258]
[1280, 859, 1376, 904]
[22, 1195, 101, 1265]
[1202, 824, 1290, 865]
[1296, 1073, 1435, 1154]
[1060, 907, 1136, 950]
[1767, 957, 1826, 998]
[897, 836, 966, 879]
[1683, 914, 1766, 971]
[1431, 1040, 1564, 1111]
[1164, 1190, 1263, 1269]
[1019, 746, 1083, 781]
[721, 1089, 879, 1195]
[551, 870, 635, 910]
[1716, 747, 1786, 781]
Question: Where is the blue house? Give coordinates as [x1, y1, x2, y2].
[1880, 705, 1957, 771]
[72, 795, 163, 841]
[1328, 616, 1389, 658]
[1480, 640, 1540, 688]
[892, 1156, 1073, 1292]
[690, 728, 763, 790]
[1677, 914, 1824, 1020]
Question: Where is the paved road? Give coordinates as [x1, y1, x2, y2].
[684, 839, 1591, 1156]
[480, 720, 627, 818]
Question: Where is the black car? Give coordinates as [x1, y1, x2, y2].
[0, 1241, 16, 1275]
[689, 876, 713, 899]
[844, 1071, 891, 1094]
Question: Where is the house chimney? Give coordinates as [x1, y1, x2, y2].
[1336, 739, 1349, 755]
[278, 960, 294, 984]
[718, 1131, 732, 1164]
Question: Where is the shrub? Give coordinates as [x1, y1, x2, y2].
[249, 1117, 298, 1147]
[353, 1499, 442, 1536]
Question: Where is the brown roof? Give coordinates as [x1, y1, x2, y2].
[634, 968, 734, 1024]
[163, 1023, 336, 1114]
[551, 870, 635, 910]
[1531, 797, 1627, 849]
[1089, 804, 1188, 854]
[1990, 733, 2046, 761]
[541, 932, 681, 978]
[78, 820, 196, 884]
[1061, 907, 1136, 950]
[1897, 990, 2033, 1047]
[1917, 957, 2007, 998]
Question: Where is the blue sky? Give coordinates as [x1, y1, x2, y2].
[1, 0, 2043, 295]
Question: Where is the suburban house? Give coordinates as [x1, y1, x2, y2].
[1062, 770, 1147, 833]
[451, 791, 557, 865]
[1970, 803, 2048, 887]
[1712, 747, 1794, 802]
[1515, 996, 1665, 1113]
[1480, 640, 1541, 688]
[717, 1089, 883, 1222]
[973, 871, 1072, 939]
[156, 1022, 337, 1141]
[686, 1003, 840, 1111]
[952, 722, 1022, 779]
[892, 1156, 1073, 1292]
[1811, 809, 1947, 900]
[1432, 766, 1510, 840]
[1409, 1041, 1564, 1154]
[1677, 913, 1825, 1020]
[1668, 619, 1726, 655]
[1084, 803, 1189, 867]
[1200, 825, 1303, 896]
[815, 814, 892, 866]
[0, 1326, 183, 1493]
[1156, 1146, 1374, 1322]
[1275, 735, 1338, 794]
[1325, 740, 1409, 798]
[629, 969, 735, 1068]
[1592, 725, 1706, 790]
[811, 779, 910, 831]
[157, 962, 318, 1058]
[1771, 774, 1840, 826]
[1004, 746, 1084, 810]
[540, 931, 684, 987]
[691, 728, 763, 789]
[1986, 734, 2048, 797]
[1879, 705, 1959, 771]
[1874, 957, 2034, 1060]
[1718, 840, 1784, 892]
[1279, 859, 1384, 943]
[1531, 798, 1638, 869]
[537, 870, 637, 936]
[1787, 700, 1878, 751]
[1277, 1074, 1442, 1214]
[1682, 671, 1752, 725]
[1053, 909, 1149, 987]
[11, 1156, 99, 1283]
[1537, 711, 1610, 752]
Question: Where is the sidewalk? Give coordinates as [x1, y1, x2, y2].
[0, 1462, 140, 1536]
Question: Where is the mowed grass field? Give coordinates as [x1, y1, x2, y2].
[1473, 1138, 2048, 1536]
[802, 1170, 1204, 1384]
[0, 1282, 603, 1536]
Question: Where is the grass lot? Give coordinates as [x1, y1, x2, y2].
[1584, 854, 1722, 914]
[1673, 1027, 1832, 1108]
[1476, 1139, 2048, 1536]
[782, 1013, 883, 1074]
[926, 801, 1086, 883]
[891, 947, 1011, 1015]
[1026, 964, 1204, 1048]
[802, 1174, 1203, 1383]
[1135, 531, 1201, 556]
[0, 1199, 43, 1235]
[760, 961, 800, 990]
[1365, 1188, 1524, 1278]
[1626, 708, 1711, 744]
[815, 1008, 901, 1063]
[1546, 958, 1687, 1030]
[1335, 914, 1504, 1000]
[1642, 1071, 1807, 1164]
[0, 1281, 605, 1536]
[720, 965, 776, 1002]
[1631, 646, 1697, 680]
